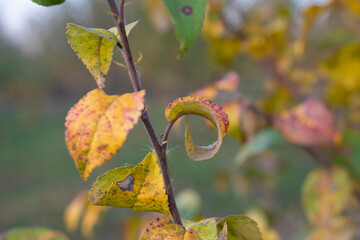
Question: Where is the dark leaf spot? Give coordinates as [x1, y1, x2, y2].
[181, 6, 193, 16]
[117, 175, 134, 191]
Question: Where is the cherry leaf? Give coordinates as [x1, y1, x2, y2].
[165, 96, 229, 161]
[31, 0, 65, 6]
[216, 215, 262, 240]
[65, 89, 145, 180]
[140, 217, 201, 240]
[302, 167, 352, 226]
[275, 99, 341, 147]
[161, 0, 207, 57]
[89, 152, 169, 214]
[66, 22, 138, 88]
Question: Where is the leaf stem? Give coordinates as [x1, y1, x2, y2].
[106, 0, 183, 226]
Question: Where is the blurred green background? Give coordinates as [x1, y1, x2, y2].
[0, 0, 345, 239]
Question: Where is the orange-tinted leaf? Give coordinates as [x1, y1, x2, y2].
[140, 217, 185, 240]
[214, 71, 240, 92]
[302, 167, 352, 226]
[65, 89, 145, 180]
[191, 85, 218, 100]
[140, 217, 202, 240]
[165, 96, 229, 161]
[275, 99, 340, 147]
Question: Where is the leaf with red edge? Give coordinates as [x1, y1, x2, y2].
[274, 99, 341, 147]
[165, 96, 229, 161]
[65, 89, 145, 180]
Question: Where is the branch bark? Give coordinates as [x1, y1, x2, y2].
[107, 0, 182, 226]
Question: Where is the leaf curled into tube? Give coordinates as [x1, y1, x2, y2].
[65, 89, 145, 180]
[165, 96, 229, 161]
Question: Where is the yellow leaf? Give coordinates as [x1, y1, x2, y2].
[63, 191, 107, 239]
[89, 152, 170, 214]
[65, 89, 145, 180]
[139, 217, 202, 240]
[165, 96, 229, 161]
[140, 217, 185, 240]
[306, 217, 357, 240]
[341, 0, 360, 15]
[302, 167, 353, 226]
[294, 1, 335, 58]
[64, 191, 87, 232]
[81, 204, 106, 239]
[275, 99, 341, 147]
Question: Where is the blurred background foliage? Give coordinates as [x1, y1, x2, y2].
[1, 0, 360, 239]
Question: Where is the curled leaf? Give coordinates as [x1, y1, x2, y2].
[165, 96, 229, 161]
[65, 89, 145, 180]
[274, 99, 341, 147]
[89, 152, 169, 214]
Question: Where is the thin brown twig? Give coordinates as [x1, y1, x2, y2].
[107, 0, 183, 226]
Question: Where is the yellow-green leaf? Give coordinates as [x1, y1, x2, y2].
[108, 21, 139, 42]
[216, 215, 262, 240]
[302, 167, 353, 226]
[65, 89, 145, 180]
[1, 227, 69, 240]
[66, 22, 137, 88]
[66, 24, 118, 88]
[89, 152, 169, 214]
[165, 96, 229, 161]
[187, 218, 218, 240]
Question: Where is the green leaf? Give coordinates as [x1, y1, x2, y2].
[165, 96, 229, 161]
[162, 0, 207, 57]
[2, 227, 68, 240]
[31, 0, 65, 6]
[89, 152, 170, 214]
[216, 215, 262, 240]
[187, 218, 218, 240]
[302, 167, 353, 226]
[234, 128, 284, 166]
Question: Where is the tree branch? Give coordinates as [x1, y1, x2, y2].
[107, 0, 183, 226]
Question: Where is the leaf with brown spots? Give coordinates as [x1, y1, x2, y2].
[65, 89, 145, 180]
[89, 152, 170, 214]
[140, 217, 201, 240]
[165, 96, 229, 161]
[274, 99, 341, 147]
